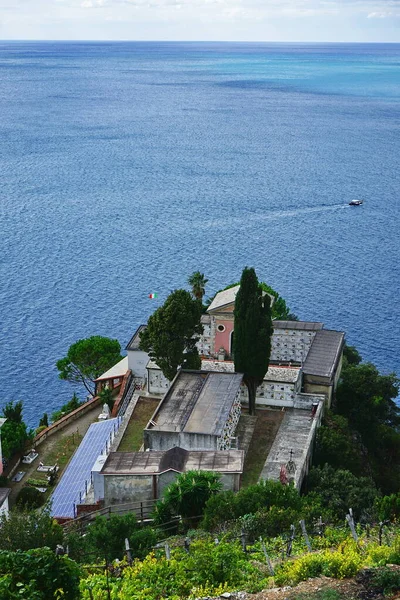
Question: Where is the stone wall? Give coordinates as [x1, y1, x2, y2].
[148, 367, 169, 395]
[270, 328, 317, 364]
[104, 474, 155, 505]
[217, 390, 241, 450]
[33, 396, 103, 448]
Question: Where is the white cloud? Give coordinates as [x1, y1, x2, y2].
[367, 10, 400, 17]
[81, 0, 106, 7]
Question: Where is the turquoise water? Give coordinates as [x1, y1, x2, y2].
[0, 42, 399, 425]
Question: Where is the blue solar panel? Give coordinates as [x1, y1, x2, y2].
[51, 418, 121, 518]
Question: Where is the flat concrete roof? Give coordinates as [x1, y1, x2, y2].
[303, 329, 345, 379]
[95, 356, 129, 381]
[201, 360, 300, 383]
[101, 447, 244, 475]
[145, 370, 243, 437]
[125, 325, 147, 351]
[273, 321, 324, 331]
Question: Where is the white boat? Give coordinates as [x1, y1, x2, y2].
[349, 199, 363, 206]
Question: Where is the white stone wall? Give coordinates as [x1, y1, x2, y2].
[271, 329, 317, 363]
[127, 349, 150, 378]
[217, 390, 242, 450]
[240, 381, 296, 407]
[197, 321, 212, 357]
[147, 368, 170, 395]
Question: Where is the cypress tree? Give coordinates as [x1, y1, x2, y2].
[233, 267, 273, 415]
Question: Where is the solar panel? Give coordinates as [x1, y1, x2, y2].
[51, 417, 121, 518]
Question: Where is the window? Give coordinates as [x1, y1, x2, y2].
[217, 324, 225, 332]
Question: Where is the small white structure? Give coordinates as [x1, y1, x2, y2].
[0, 488, 10, 518]
[91, 455, 107, 502]
[126, 325, 149, 378]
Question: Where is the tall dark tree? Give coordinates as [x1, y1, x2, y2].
[188, 271, 208, 301]
[233, 267, 273, 415]
[139, 289, 203, 381]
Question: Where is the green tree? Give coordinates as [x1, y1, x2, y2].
[16, 487, 45, 510]
[305, 465, 380, 521]
[0, 420, 32, 461]
[38, 413, 48, 428]
[56, 336, 122, 396]
[0, 547, 81, 600]
[139, 289, 203, 381]
[314, 412, 364, 476]
[233, 267, 273, 415]
[2, 401, 23, 424]
[154, 471, 222, 527]
[0, 506, 63, 552]
[188, 271, 208, 301]
[343, 344, 362, 366]
[84, 513, 140, 562]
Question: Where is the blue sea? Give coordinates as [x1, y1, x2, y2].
[0, 42, 399, 426]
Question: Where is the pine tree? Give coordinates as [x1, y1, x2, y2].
[233, 267, 273, 415]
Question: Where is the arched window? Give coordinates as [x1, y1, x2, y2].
[230, 330, 235, 356]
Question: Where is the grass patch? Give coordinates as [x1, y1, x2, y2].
[42, 430, 83, 469]
[22, 431, 83, 502]
[241, 408, 284, 487]
[118, 398, 160, 452]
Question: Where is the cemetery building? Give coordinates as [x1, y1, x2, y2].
[100, 446, 243, 505]
[132, 286, 344, 409]
[144, 370, 243, 452]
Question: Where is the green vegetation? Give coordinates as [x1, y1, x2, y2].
[0, 401, 32, 461]
[0, 546, 81, 600]
[313, 345, 400, 497]
[57, 335, 122, 396]
[117, 397, 159, 452]
[187, 271, 208, 301]
[0, 507, 63, 552]
[65, 513, 159, 564]
[139, 289, 203, 381]
[154, 470, 222, 528]
[234, 267, 273, 415]
[51, 392, 83, 423]
[15, 486, 45, 510]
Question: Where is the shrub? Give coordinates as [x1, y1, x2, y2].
[369, 567, 400, 594]
[154, 471, 222, 527]
[275, 542, 363, 586]
[85, 513, 140, 562]
[235, 479, 302, 516]
[0, 507, 63, 552]
[0, 547, 81, 600]
[201, 491, 236, 531]
[16, 486, 45, 510]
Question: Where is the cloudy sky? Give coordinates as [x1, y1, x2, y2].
[0, 0, 399, 41]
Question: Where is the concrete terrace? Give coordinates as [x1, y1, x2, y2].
[260, 405, 323, 489]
